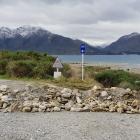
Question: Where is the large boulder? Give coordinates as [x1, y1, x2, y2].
[0, 85, 8, 92]
[65, 100, 74, 111]
[53, 107, 61, 112]
[70, 107, 83, 112]
[100, 91, 108, 97]
[22, 106, 32, 112]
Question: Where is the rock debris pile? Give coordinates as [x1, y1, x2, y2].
[0, 84, 140, 114]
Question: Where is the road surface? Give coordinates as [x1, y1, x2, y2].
[0, 112, 139, 140]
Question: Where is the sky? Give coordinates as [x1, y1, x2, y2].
[0, 0, 140, 46]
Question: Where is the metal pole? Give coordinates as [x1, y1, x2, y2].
[82, 53, 84, 80]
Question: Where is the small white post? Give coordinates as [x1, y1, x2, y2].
[57, 68, 59, 72]
[82, 53, 84, 80]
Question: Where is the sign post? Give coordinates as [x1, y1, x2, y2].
[53, 57, 63, 79]
[80, 44, 86, 81]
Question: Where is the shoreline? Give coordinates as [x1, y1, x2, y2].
[69, 62, 140, 74]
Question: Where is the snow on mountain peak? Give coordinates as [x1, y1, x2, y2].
[0, 27, 14, 38]
[0, 26, 52, 38]
[13, 25, 43, 37]
[120, 32, 140, 40]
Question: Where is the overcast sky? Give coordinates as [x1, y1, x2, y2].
[0, 0, 140, 46]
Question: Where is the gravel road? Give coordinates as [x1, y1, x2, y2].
[0, 112, 140, 140]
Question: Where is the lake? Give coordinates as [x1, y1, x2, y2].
[54, 55, 140, 68]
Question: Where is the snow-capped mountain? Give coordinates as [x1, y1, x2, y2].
[0, 27, 14, 38]
[104, 32, 140, 54]
[0, 26, 99, 54]
[0, 25, 52, 39]
[120, 32, 140, 40]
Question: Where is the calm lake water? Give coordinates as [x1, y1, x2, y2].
[54, 55, 140, 68]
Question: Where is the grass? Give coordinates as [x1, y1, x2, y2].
[52, 77, 101, 90]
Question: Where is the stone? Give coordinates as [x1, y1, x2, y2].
[117, 102, 127, 110]
[45, 104, 52, 108]
[1, 95, 9, 103]
[100, 91, 108, 97]
[46, 108, 51, 112]
[50, 100, 60, 107]
[32, 102, 40, 108]
[65, 100, 74, 111]
[56, 92, 61, 97]
[39, 105, 46, 110]
[71, 89, 79, 96]
[61, 88, 72, 94]
[109, 106, 116, 112]
[23, 101, 32, 107]
[62, 93, 71, 98]
[82, 106, 90, 112]
[111, 87, 117, 90]
[75, 92, 82, 97]
[2, 103, 8, 108]
[75, 103, 83, 108]
[126, 88, 131, 92]
[99, 103, 108, 108]
[89, 101, 97, 108]
[25, 84, 32, 91]
[13, 89, 20, 93]
[132, 99, 140, 108]
[107, 96, 112, 100]
[22, 106, 32, 112]
[0, 101, 3, 108]
[92, 85, 101, 91]
[92, 107, 107, 112]
[0, 85, 8, 92]
[57, 97, 61, 103]
[130, 108, 139, 113]
[53, 107, 61, 112]
[76, 96, 82, 104]
[8, 102, 20, 112]
[32, 108, 39, 113]
[0, 93, 3, 98]
[117, 107, 124, 113]
[93, 92, 100, 97]
[70, 107, 82, 112]
[126, 111, 134, 114]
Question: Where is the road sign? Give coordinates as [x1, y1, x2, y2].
[80, 44, 86, 54]
[80, 44, 86, 80]
[53, 57, 63, 79]
[53, 57, 63, 69]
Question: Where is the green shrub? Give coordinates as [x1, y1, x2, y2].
[95, 70, 140, 89]
[7, 61, 36, 78]
[61, 64, 72, 78]
[33, 62, 54, 79]
[0, 60, 7, 74]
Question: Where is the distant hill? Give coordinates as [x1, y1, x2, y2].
[104, 33, 140, 54]
[1, 26, 140, 55]
[0, 26, 100, 55]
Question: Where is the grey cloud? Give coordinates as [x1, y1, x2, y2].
[0, 0, 140, 45]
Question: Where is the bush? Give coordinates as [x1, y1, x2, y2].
[0, 51, 55, 79]
[95, 70, 140, 89]
[0, 60, 7, 74]
[7, 61, 36, 78]
[61, 64, 72, 78]
[33, 62, 54, 79]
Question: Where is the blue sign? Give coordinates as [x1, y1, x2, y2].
[80, 44, 86, 54]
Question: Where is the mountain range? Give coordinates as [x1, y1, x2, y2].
[0, 26, 140, 55]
